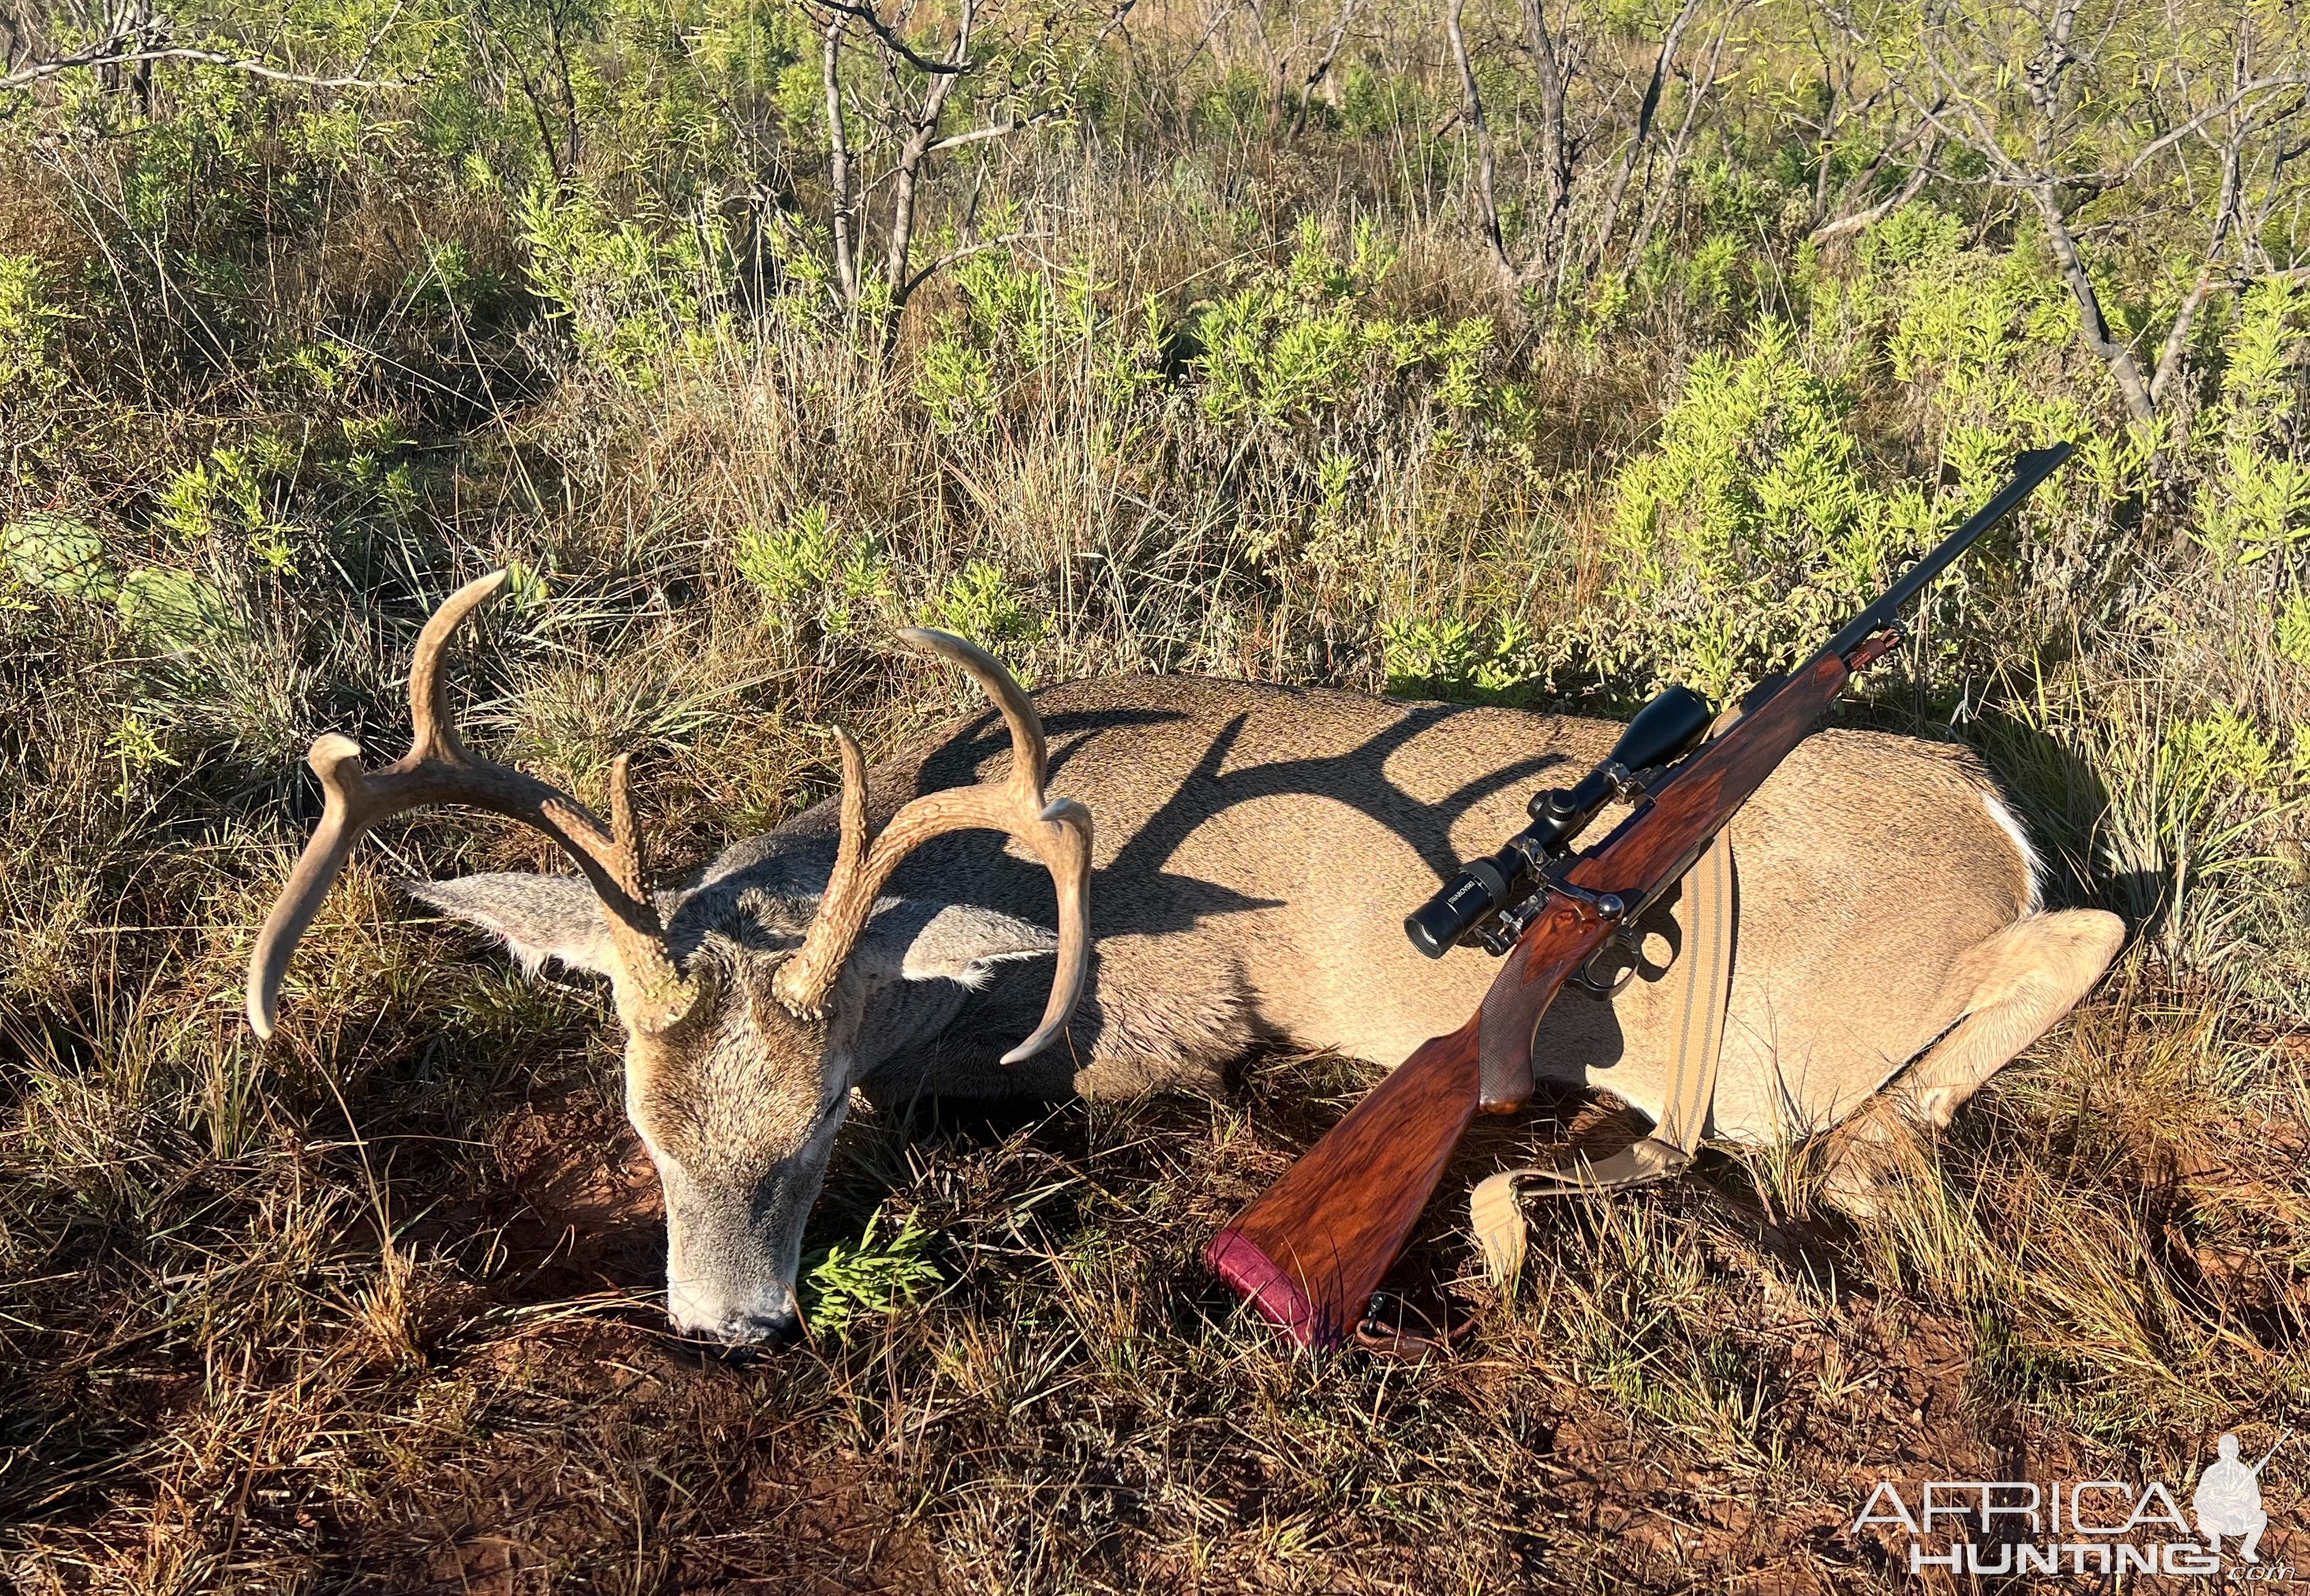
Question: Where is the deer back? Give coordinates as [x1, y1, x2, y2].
[775, 673, 2036, 1133]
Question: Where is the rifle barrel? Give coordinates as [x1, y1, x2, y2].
[1821, 443, 2074, 662]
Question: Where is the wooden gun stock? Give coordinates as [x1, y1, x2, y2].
[1204, 909, 1611, 1350]
[1205, 1018, 1479, 1352]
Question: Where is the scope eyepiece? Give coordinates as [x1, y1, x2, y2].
[1405, 849, 1524, 959]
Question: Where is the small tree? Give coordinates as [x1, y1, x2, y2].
[1887, 0, 2310, 428]
[799, 0, 1084, 344]
[1443, 0, 1755, 309]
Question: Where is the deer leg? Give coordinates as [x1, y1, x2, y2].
[1822, 909, 2123, 1216]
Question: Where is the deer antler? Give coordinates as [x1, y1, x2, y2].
[772, 631, 1093, 1066]
[247, 571, 699, 1039]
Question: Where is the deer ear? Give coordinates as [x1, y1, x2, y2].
[403, 874, 619, 976]
[849, 900, 1057, 991]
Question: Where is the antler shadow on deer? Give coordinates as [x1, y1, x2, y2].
[249, 570, 2122, 1350]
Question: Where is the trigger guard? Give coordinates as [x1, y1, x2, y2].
[1570, 935, 1642, 999]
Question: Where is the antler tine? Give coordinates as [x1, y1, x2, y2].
[246, 730, 391, 1039]
[247, 570, 698, 1040]
[606, 753, 649, 898]
[819, 727, 873, 919]
[406, 569, 505, 766]
[772, 631, 1093, 1065]
[892, 627, 1050, 800]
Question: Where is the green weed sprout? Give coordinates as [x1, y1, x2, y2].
[801, 1206, 941, 1339]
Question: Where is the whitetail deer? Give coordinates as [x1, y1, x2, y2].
[249, 571, 2122, 1348]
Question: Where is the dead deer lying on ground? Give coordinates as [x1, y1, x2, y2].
[249, 571, 2124, 1348]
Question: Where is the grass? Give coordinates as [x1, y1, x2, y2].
[4, 0, 2310, 1584]
[14, 962, 2307, 1588]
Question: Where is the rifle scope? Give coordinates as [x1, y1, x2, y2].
[1403, 685, 1715, 959]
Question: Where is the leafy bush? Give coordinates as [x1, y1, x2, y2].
[737, 505, 891, 633]
[1577, 319, 1943, 696]
[517, 184, 736, 382]
[926, 558, 1042, 647]
[2191, 282, 2310, 570]
[0, 254, 66, 397]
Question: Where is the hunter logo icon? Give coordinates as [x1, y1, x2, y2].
[2199, 1431, 2287, 1563]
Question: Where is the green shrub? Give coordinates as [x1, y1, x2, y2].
[517, 184, 736, 382]
[737, 506, 890, 633]
[155, 445, 305, 573]
[0, 254, 66, 396]
[1382, 614, 1542, 700]
[1583, 319, 1910, 696]
[926, 558, 1041, 647]
[918, 332, 1000, 430]
[800, 1207, 940, 1339]
[2190, 281, 2310, 569]
[2278, 593, 2310, 666]
[1187, 219, 1493, 425]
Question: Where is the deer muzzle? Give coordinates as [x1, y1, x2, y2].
[651, 1109, 845, 1349]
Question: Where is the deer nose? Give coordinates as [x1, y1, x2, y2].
[704, 1309, 802, 1359]
[665, 1271, 802, 1349]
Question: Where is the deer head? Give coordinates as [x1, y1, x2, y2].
[247, 571, 1091, 1348]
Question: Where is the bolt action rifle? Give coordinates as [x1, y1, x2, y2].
[1207, 444, 2076, 1351]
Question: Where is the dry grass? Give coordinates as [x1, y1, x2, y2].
[5, 13, 2310, 1589]
[10, 945, 2307, 1589]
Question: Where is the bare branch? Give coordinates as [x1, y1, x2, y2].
[1626, 0, 1749, 267]
[823, 15, 858, 304]
[1445, 0, 1513, 288]
[800, 0, 971, 76]
[1286, 0, 1363, 139]
[1809, 130, 1939, 243]
[1513, 0, 1576, 296]
[1178, 0, 1243, 82]
[1083, 0, 1140, 63]
[1583, 0, 1704, 273]
[1810, 90, 1921, 222]
[900, 229, 1040, 301]
[2148, 94, 2251, 408]
[2028, 176, 2156, 423]
[0, 41, 404, 91]
[877, 0, 975, 309]
[923, 106, 1058, 155]
[2087, 75, 2307, 191]
[1895, 0, 2310, 429]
